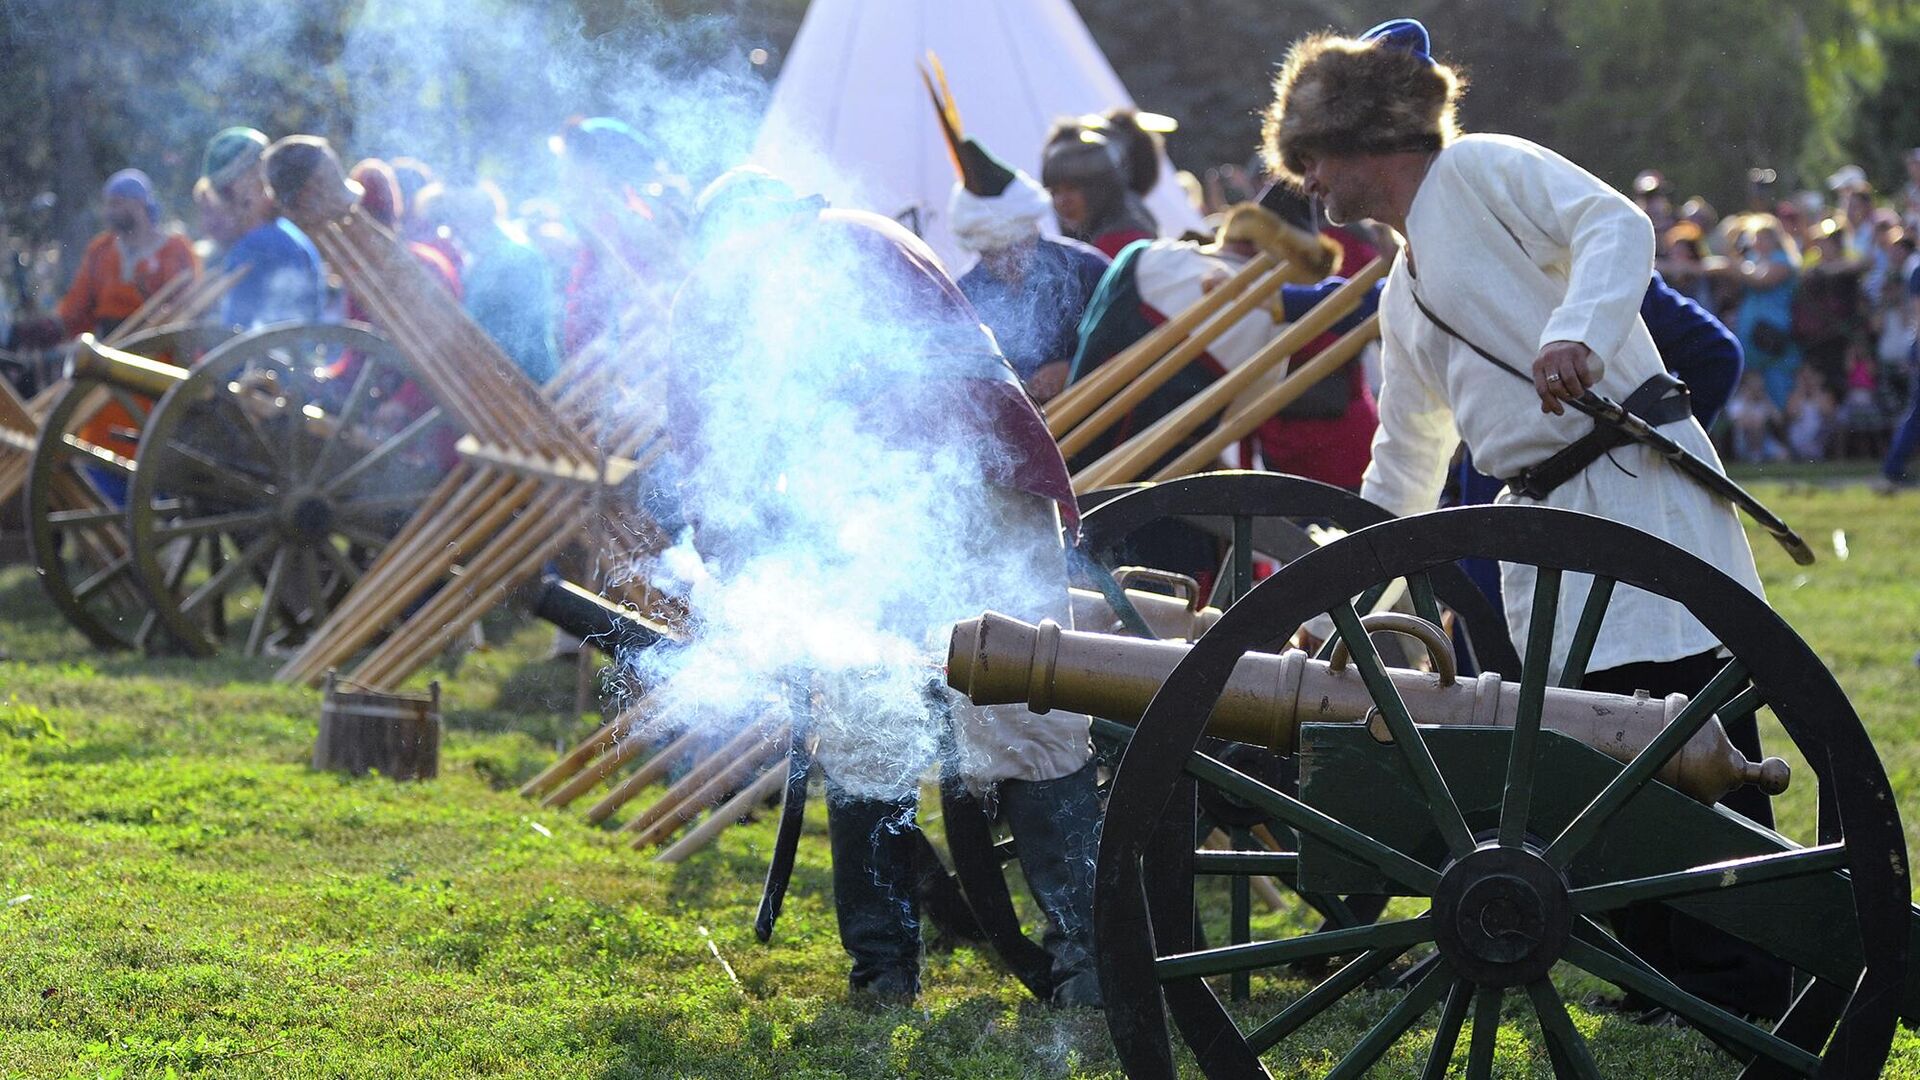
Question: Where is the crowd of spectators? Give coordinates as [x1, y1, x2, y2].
[1638, 161, 1920, 476]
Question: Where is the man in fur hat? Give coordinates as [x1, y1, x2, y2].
[949, 136, 1109, 403]
[1265, 18, 1789, 1020]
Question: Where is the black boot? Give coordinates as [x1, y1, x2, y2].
[825, 791, 921, 1001]
[1000, 760, 1103, 1008]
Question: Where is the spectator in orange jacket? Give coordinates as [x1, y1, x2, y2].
[54, 169, 199, 340]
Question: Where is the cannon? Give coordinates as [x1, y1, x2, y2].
[937, 472, 1523, 1004]
[27, 324, 452, 656]
[948, 503, 1912, 1078]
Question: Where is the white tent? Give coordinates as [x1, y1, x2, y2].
[752, 0, 1205, 273]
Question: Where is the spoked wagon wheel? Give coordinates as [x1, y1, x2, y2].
[1096, 504, 1908, 1078]
[940, 471, 1523, 1003]
[26, 323, 234, 649]
[125, 322, 452, 657]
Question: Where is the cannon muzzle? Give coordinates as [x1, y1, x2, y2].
[948, 611, 1790, 805]
[533, 577, 677, 656]
[70, 334, 189, 397]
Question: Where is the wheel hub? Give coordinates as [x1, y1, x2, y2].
[281, 491, 335, 541]
[1431, 843, 1571, 987]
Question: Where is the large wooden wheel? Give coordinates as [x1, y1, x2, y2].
[1094, 505, 1908, 1078]
[124, 322, 452, 657]
[25, 323, 233, 650]
[939, 472, 1522, 1003]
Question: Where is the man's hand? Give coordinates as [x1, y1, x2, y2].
[1026, 361, 1069, 404]
[1532, 340, 1597, 415]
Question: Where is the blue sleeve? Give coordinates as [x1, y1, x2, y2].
[1278, 278, 1381, 334]
[1640, 271, 1741, 425]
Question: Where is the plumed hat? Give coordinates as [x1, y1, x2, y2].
[1261, 17, 1466, 187]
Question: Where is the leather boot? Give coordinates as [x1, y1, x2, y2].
[825, 791, 921, 1001]
[1000, 760, 1103, 1008]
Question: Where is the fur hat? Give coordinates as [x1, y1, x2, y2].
[1261, 18, 1466, 188]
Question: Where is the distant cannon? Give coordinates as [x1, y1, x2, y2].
[29, 324, 450, 656]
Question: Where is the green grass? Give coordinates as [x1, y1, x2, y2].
[0, 482, 1917, 1078]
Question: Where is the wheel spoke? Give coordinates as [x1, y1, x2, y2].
[1501, 568, 1561, 847]
[149, 509, 274, 541]
[1230, 515, 1253, 605]
[332, 491, 434, 518]
[1570, 916, 1749, 1061]
[59, 433, 135, 475]
[1563, 934, 1819, 1073]
[47, 506, 125, 528]
[1315, 582, 1392, 661]
[246, 547, 289, 654]
[160, 440, 278, 502]
[1191, 850, 1298, 876]
[105, 386, 151, 426]
[1408, 571, 1443, 627]
[1465, 987, 1501, 1080]
[1526, 979, 1603, 1080]
[1229, 824, 1252, 1002]
[1557, 575, 1616, 688]
[73, 555, 133, 603]
[1544, 659, 1750, 868]
[1245, 945, 1413, 1054]
[305, 357, 379, 485]
[1571, 843, 1847, 912]
[319, 406, 443, 496]
[315, 538, 363, 590]
[1421, 978, 1472, 1080]
[1329, 602, 1475, 858]
[1183, 750, 1441, 893]
[1322, 958, 1454, 1080]
[180, 533, 276, 615]
[1153, 915, 1432, 981]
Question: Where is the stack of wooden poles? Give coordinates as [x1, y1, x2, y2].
[273, 198, 684, 692]
[1045, 252, 1389, 493]
[0, 267, 240, 507]
[518, 687, 794, 862]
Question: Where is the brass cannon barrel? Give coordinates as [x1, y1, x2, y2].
[1067, 585, 1223, 641]
[947, 611, 1790, 804]
[70, 335, 189, 397]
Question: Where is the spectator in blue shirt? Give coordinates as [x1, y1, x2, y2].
[201, 126, 327, 329]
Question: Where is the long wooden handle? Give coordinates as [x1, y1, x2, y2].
[1149, 314, 1380, 481]
[1056, 265, 1291, 459]
[1072, 258, 1387, 491]
[1044, 252, 1277, 434]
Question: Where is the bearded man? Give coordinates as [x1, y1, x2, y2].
[1265, 17, 1789, 1020]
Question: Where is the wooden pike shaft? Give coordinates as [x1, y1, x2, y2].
[653, 765, 787, 864]
[520, 690, 660, 798]
[350, 484, 589, 687]
[349, 483, 585, 688]
[1149, 314, 1381, 482]
[1046, 253, 1277, 433]
[630, 733, 785, 849]
[580, 725, 706, 822]
[1072, 257, 1388, 492]
[618, 722, 778, 835]
[276, 464, 505, 684]
[1056, 263, 1294, 459]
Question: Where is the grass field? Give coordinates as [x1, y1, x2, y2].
[1, 480, 1917, 1078]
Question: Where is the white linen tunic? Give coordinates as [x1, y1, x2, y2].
[1358, 134, 1763, 680]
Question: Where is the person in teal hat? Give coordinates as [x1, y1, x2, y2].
[201, 126, 326, 330]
